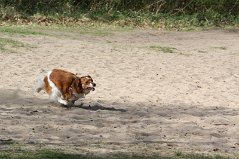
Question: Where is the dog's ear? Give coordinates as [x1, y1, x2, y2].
[70, 77, 82, 93]
[71, 77, 80, 88]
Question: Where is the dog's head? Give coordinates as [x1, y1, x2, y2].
[79, 75, 96, 94]
[70, 75, 96, 96]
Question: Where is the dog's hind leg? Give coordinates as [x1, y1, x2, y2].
[49, 88, 68, 106]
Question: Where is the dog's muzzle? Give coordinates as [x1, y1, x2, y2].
[92, 83, 96, 91]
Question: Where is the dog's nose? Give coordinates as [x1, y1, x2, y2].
[93, 83, 96, 87]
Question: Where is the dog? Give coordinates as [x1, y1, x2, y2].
[36, 69, 96, 106]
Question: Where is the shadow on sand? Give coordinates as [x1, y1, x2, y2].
[0, 89, 127, 112]
[79, 104, 127, 112]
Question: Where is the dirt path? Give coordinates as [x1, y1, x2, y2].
[0, 28, 239, 156]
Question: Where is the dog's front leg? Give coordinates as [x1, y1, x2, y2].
[67, 101, 75, 109]
[57, 97, 68, 106]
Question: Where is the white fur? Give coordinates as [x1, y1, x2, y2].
[47, 71, 69, 105]
[89, 83, 93, 87]
[36, 76, 44, 93]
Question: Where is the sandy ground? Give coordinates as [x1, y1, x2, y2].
[0, 28, 239, 157]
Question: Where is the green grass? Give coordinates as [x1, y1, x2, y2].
[46, 23, 130, 36]
[85, 11, 218, 30]
[0, 149, 230, 159]
[0, 25, 45, 35]
[0, 37, 26, 52]
[0, 23, 131, 38]
[0, 12, 238, 32]
[149, 45, 177, 53]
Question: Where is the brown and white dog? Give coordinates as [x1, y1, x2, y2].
[36, 69, 96, 106]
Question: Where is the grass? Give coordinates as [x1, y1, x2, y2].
[0, 23, 132, 37]
[149, 45, 177, 53]
[47, 23, 131, 36]
[0, 23, 128, 53]
[0, 25, 45, 35]
[86, 11, 221, 30]
[0, 149, 230, 159]
[0, 37, 26, 52]
[149, 45, 193, 56]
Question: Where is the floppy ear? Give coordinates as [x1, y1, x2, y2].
[70, 77, 82, 93]
[71, 77, 80, 88]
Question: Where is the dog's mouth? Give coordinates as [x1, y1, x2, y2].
[86, 87, 95, 91]
[85, 83, 96, 91]
[90, 83, 96, 91]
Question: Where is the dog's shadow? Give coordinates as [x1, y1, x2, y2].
[74, 103, 127, 112]
[0, 89, 127, 113]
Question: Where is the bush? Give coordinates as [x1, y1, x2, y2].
[0, 0, 238, 27]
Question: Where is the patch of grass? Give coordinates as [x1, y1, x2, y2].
[150, 45, 177, 53]
[87, 11, 215, 30]
[46, 22, 132, 36]
[175, 150, 183, 157]
[0, 25, 45, 35]
[54, 25, 113, 36]
[0, 23, 131, 38]
[0, 149, 230, 159]
[0, 37, 35, 53]
[0, 37, 25, 52]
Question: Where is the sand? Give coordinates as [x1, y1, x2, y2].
[0, 28, 238, 156]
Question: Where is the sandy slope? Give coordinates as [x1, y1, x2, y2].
[0, 28, 239, 156]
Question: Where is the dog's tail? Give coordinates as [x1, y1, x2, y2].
[36, 75, 45, 93]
